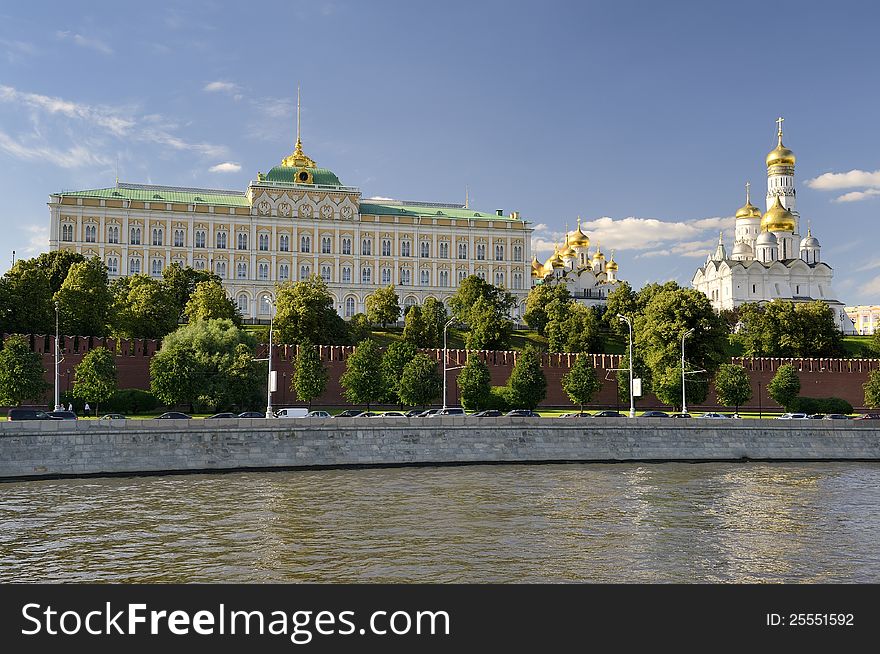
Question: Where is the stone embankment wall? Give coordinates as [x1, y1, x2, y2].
[6, 334, 880, 410]
[1, 418, 879, 481]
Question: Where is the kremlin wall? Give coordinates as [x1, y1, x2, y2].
[10, 333, 880, 412]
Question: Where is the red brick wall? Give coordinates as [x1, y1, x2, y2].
[7, 334, 880, 411]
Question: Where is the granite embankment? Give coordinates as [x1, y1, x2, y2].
[2, 417, 880, 480]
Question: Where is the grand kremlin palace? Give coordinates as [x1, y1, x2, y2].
[48, 128, 534, 319]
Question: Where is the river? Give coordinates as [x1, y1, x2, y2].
[1, 463, 878, 583]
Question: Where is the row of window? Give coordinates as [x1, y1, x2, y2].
[62, 225, 524, 261]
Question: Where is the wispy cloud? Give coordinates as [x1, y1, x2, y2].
[209, 162, 241, 173]
[834, 189, 880, 203]
[806, 169, 880, 190]
[858, 274, 880, 297]
[0, 130, 112, 168]
[0, 38, 38, 63]
[56, 30, 113, 55]
[204, 81, 239, 94]
[21, 224, 49, 255]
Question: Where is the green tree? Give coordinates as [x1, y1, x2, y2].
[738, 300, 842, 358]
[0, 335, 48, 405]
[380, 341, 418, 405]
[29, 250, 87, 294]
[523, 283, 571, 336]
[546, 302, 603, 353]
[340, 339, 385, 409]
[0, 262, 53, 334]
[561, 355, 602, 412]
[54, 257, 111, 336]
[347, 313, 373, 344]
[292, 341, 327, 408]
[274, 276, 348, 345]
[449, 276, 514, 350]
[603, 281, 638, 337]
[457, 355, 492, 410]
[713, 364, 752, 412]
[506, 347, 546, 410]
[421, 297, 448, 348]
[617, 351, 652, 407]
[399, 353, 441, 408]
[402, 305, 431, 347]
[162, 263, 220, 319]
[110, 275, 179, 338]
[864, 370, 880, 409]
[767, 363, 801, 411]
[71, 347, 117, 415]
[150, 319, 262, 412]
[365, 285, 400, 327]
[184, 280, 242, 325]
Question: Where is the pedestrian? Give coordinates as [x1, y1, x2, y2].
[84, 402, 90, 417]
[67, 402, 73, 412]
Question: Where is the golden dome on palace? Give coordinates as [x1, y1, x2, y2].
[735, 200, 762, 219]
[760, 196, 796, 233]
[592, 245, 605, 261]
[766, 136, 796, 168]
[550, 248, 566, 268]
[606, 253, 619, 271]
[561, 237, 577, 260]
[568, 219, 590, 248]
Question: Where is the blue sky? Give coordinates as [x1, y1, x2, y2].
[1, 0, 878, 304]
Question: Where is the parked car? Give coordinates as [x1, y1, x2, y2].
[593, 410, 623, 418]
[824, 414, 851, 420]
[854, 413, 880, 420]
[334, 409, 365, 418]
[47, 410, 78, 420]
[207, 412, 237, 419]
[353, 411, 378, 418]
[155, 412, 192, 419]
[100, 413, 127, 420]
[697, 412, 729, 419]
[470, 409, 503, 417]
[669, 412, 692, 419]
[807, 414, 826, 420]
[404, 409, 424, 417]
[417, 409, 441, 418]
[506, 409, 541, 417]
[238, 411, 266, 418]
[374, 411, 406, 417]
[305, 410, 331, 418]
[432, 407, 466, 416]
[561, 411, 592, 418]
[275, 407, 308, 418]
[7, 408, 57, 421]
[776, 413, 809, 420]
[640, 411, 669, 418]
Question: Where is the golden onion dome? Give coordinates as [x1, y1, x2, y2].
[760, 196, 796, 233]
[766, 120, 795, 167]
[568, 218, 590, 248]
[550, 247, 565, 268]
[591, 243, 605, 261]
[531, 255, 542, 271]
[605, 251, 619, 271]
[735, 183, 762, 219]
[561, 237, 577, 260]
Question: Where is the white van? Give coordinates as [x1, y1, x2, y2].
[275, 407, 309, 419]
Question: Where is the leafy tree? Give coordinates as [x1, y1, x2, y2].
[347, 313, 373, 344]
[110, 275, 179, 338]
[457, 355, 492, 410]
[547, 302, 603, 353]
[26, 250, 87, 294]
[292, 341, 327, 408]
[399, 353, 441, 408]
[0, 262, 53, 334]
[449, 276, 514, 350]
[340, 339, 385, 409]
[421, 297, 449, 348]
[617, 351, 651, 406]
[524, 283, 572, 336]
[402, 305, 431, 347]
[713, 364, 752, 412]
[506, 347, 546, 410]
[150, 319, 262, 412]
[767, 363, 801, 411]
[380, 341, 418, 405]
[603, 281, 638, 337]
[365, 285, 400, 327]
[162, 263, 220, 319]
[0, 335, 48, 405]
[274, 276, 348, 345]
[650, 365, 709, 410]
[561, 355, 602, 412]
[184, 280, 241, 325]
[71, 347, 117, 414]
[864, 370, 880, 409]
[54, 257, 111, 336]
[738, 300, 841, 358]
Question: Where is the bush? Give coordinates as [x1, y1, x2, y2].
[104, 388, 160, 414]
[789, 396, 854, 415]
[483, 386, 512, 412]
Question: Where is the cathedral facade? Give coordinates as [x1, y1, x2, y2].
[692, 119, 856, 333]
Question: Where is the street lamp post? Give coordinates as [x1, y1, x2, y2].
[617, 314, 635, 418]
[442, 318, 456, 409]
[263, 295, 275, 419]
[681, 328, 695, 414]
[54, 301, 62, 411]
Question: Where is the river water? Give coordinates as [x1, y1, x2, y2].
[1, 463, 879, 583]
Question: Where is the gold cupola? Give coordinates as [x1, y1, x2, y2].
[549, 246, 565, 269]
[735, 181, 761, 219]
[530, 255, 544, 277]
[591, 242, 605, 262]
[568, 217, 590, 248]
[760, 195, 796, 233]
[561, 234, 577, 260]
[605, 250, 619, 271]
[765, 117, 796, 168]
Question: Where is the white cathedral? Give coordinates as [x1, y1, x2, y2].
[692, 118, 856, 333]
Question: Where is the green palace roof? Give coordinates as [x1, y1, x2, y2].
[359, 201, 519, 221]
[54, 183, 249, 207]
[263, 166, 342, 186]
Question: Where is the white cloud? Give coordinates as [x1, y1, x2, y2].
[0, 130, 112, 168]
[806, 169, 880, 191]
[858, 274, 880, 297]
[0, 84, 134, 135]
[209, 162, 241, 173]
[204, 81, 240, 94]
[21, 224, 49, 255]
[56, 30, 113, 55]
[834, 189, 880, 203]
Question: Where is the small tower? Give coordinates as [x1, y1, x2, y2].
[712, 231, 727, 262]
[761, 196, 797, 260]
[755, 230, 778, 263]
[800, 226, 821, 264]
[734, 181, 762, 253]
[591, 242, 606, 274]
[567, 217, 590, 268]
[605, 250, 619, 282]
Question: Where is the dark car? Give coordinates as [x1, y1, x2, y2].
[7, 408, 57, 421]
[855, 413, 880, 420]
[641, 411, 669, 418]
[561, 411, 592, 417]
[47, 410, 78, 420]
[593, 410, 623, 418]
[100, 413, 127, 420]
[470, 409, 503, 417]
[506, 409, 541, 417]
[808, 414, 826, 420]
[334, 409, 365, 418]
[207, 412, 237, 419]
[155, 412, 192, 419]
[824, 414, 851, 420]
[353, 411, 378, 418]
[404, 409, 424, 417]
[237, 411, 265, 418]
[416, 409, 440, 418]
[669, 412, 692, 419]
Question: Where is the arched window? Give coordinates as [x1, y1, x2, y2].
[61, 224, 73, 241]
[457, 243, 467, 259]
[84, 225, 96, 243]
[342, 238, 352, 255]
[404, 296, 416, 310]
[361, 267, 372, 284]
[439, 242, 449, 259]
[174, 229, 185, 247]
[300, 235, 311, 253]
[279, 234, 290, 252]
[476, 244, 486, 260]
[258, 263, 269, 280]
[151, 258, 163, 276]
[216, 231, 227, 249]
[342, 266, 352, 283]
[382, 239, 391, 256]
[401, 240, 411, 257]
[237, 294, 248, 314]
[439, 270, 449, 287]
[321, 265, 331, 282]
[495, 244, 504, 261]
[321, 236, 332, 254]
[130, 227, 141, 245]
[152, 228, 163, 246]
[477, 270, 486, 280]
[344, 297, 356, 317]
[237, 233, 248, 250]
[107, 226, 119, 244]
[513, 272, 522, 290]
[106, 257, 118, 275]
[400, 268, 411, 285]
[513, 245, 523, 262]
[458, 270, 467, 283]
[299, 264, 310, 280]
[237, 262, 248, 279]
[279, 264, 290, 281]
[194, 259, 205, 270]
[420, 270, 430, 285]
[362, 238, 372, 256]
[381, 268, 391, 284]
[420, 241, 430, 258]
[195, 230, 206, 248]
[129, 257, 141, 274]
[494, 272, 504, 287]
[258, 233, 269, 251]
[215, 262, 226, 278]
